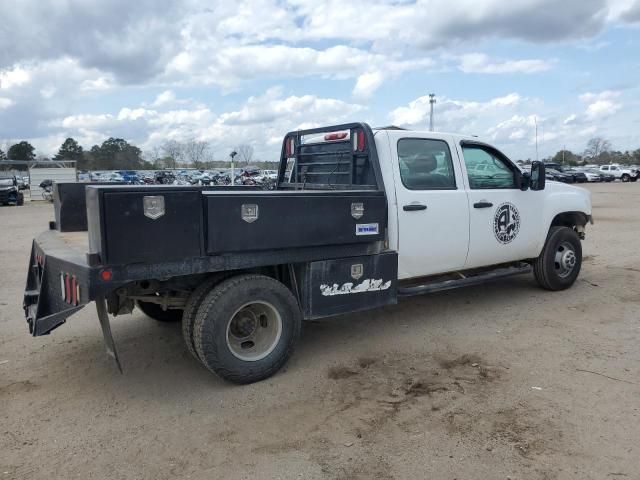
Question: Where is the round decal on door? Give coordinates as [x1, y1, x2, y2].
[493, 202, 520, 244]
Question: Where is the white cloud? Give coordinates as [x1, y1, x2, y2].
[457, 53, 553, 74]
[0, 66, 31, 89]
[353, 72, 385, 99]
[580, 90, 622, 120]
[152, 90, 176, 107]
[164, 43, 434, 96]
[80, 77, 113, 92]
[0, 97, 14, 109]
[49, 87, 363, 160]
[390, 93, 523, 131]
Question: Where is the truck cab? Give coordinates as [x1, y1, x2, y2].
[372, 129, 591, 279]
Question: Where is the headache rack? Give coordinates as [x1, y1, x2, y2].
[277, 122, 383, 191]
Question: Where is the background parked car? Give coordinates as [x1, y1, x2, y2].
[544, 162, 587, 183]
[574, 168, 603, 182]
[546, 168, 576, 183]
[0, 175, 25, 205]
[599, 164, 638, 182]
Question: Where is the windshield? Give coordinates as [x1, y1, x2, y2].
[0, 178, 14, 186]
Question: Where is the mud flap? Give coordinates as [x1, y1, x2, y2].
[96, 297, 123, 373]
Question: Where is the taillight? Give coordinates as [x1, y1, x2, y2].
[353, 129, 366, 152]
[60, 272, 81, 305]
[71, 276, 78, 305]
[284, 137, 295, 158]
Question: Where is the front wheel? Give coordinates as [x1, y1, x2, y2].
[193, 274, 301, 384]
[621, 174, 630, 182]
[533, 226, 582, 291]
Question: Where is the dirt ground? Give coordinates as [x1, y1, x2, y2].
[1, 183, 639, 480]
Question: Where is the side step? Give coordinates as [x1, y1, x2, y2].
[397, 263, 532, 297]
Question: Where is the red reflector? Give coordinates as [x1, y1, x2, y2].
[71, 276, 78, 306]
[324, 132, 348, 141]
[100, 269, 113, 281]
[357, 130, 365, 152]
[64, 274, 71, 304]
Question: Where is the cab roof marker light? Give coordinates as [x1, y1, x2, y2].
[302, 131, 350, 145]
[324, 132, 348, 141]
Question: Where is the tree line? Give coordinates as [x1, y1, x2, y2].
[2, 135, 638, 171]
[0, 137, 259, 171]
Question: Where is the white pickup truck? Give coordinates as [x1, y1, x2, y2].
[24, 123, 592, 383]
[599, 164, 638, 182]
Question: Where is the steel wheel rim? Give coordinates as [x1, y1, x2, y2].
[554, 241, 577, 278]
[226, 301, 282, 362]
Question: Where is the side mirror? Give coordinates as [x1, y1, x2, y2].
[530, 161, 546, 191]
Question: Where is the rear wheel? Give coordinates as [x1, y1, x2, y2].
[533, 226, 582, 291]
[193, 274, 301, 384]
[136, 300, 182, 322]
[182, 275, 229, 361]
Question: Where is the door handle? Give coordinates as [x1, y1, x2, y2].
[473, 201, 493, 209]
[403, 203, 427, 211]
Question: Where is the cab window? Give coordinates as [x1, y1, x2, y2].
[462, 145, 517, 189]
[397, 138, 456, 190]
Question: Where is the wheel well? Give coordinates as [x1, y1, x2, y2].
[550, 211, 589, 229]
[111, 266, 295, 316]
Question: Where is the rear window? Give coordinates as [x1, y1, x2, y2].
[397, 138, 456, 190]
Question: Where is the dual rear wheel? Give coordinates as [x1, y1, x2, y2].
[182, 274, 301, 384]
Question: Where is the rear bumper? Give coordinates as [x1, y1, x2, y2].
[23, 231, 119, 336]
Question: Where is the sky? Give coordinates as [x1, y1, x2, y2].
[0, 0, 639, 162]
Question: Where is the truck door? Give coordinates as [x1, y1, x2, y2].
[458, 142, 543, 269]
[393, 136, 470, 279]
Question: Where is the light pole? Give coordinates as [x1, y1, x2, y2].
[230, 150, 237, 186]
[428, 93, 436, 132]
[534, 116, 539, 162]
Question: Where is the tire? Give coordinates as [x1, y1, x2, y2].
[533, 226, 582, 291]
[17, 193, 24, 206]
[181, 274, 229, 361]
[621, 174, 630, 182]
[136, 300, 182, 322]
[631, 177, 638, 182]
[193, 274, 301, 384]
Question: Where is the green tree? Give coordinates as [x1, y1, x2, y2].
[54, 137, 84, 161]
[89, 138, 144, 170]
[551, 149, 582, 165]
[0, 148, 5, 161]
[8, 141, 36, 160]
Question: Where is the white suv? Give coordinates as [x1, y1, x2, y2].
[599, 164, 638, 182]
